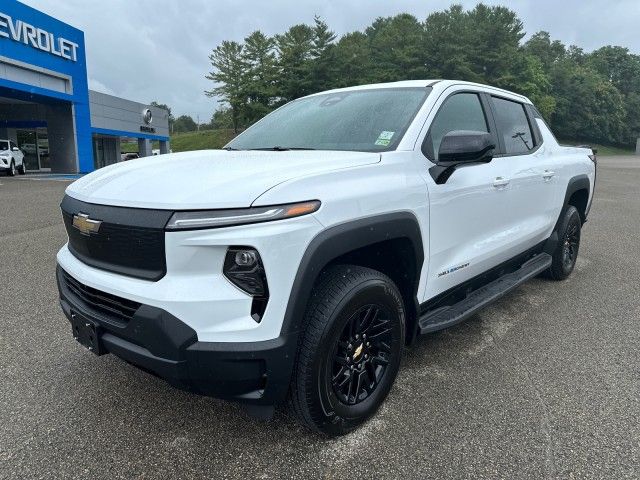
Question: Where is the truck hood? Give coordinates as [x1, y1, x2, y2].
[66, 149, 380, 209]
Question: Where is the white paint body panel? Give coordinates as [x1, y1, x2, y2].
[58, 80, 595, 343]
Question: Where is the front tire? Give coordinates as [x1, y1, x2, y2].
[546, 205, 581, 280]
[289, 265, 405, 436]
[8, 160, 15, 176]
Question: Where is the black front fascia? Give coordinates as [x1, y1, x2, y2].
[57, 266, 296, 405]
[61, 195, 173, 281]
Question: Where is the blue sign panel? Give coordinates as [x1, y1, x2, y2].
[0, 0, 93, 172]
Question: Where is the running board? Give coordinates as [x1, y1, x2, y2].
[418, 253, 552, 334]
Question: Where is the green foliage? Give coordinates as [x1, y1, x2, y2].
[170, 129, 237, 152]
[204, 5, 640, 147]
[172, 115, 198, 133]
[205, 40, 246, 132]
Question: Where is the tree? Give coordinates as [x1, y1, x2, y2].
[242, 31, 279, 125]
[366, 14, 426, 82]
[172, 115, 198, 133]
[275, 24, 315, 102]
[206, 41, 247, 132]
[523, 31, 566, 69]
[549, 59, 626, 144]
[333, 32, 371, 88]
[309, 16, 338, 92]
[203, 5, 639, 147]
[209, 108, 234, 130]
[587, 46, 640, 144]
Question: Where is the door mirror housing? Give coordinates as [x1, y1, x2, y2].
[430, 130, 495, 184]
[437, 130, 495, 165]
[12, 147, 20, 152]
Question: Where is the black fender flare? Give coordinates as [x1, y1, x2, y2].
[545, 174, 591, 255]
[280, 211, 425, 338]
[560, 174, 590, 223]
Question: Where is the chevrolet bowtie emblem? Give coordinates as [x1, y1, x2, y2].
[72, 213, 102, 235]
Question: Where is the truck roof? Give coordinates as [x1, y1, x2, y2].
[305, 79, 531, 104]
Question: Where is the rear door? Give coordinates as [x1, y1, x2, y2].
[488, 96, 556, 246]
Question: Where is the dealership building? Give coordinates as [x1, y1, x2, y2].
[0, 0, 170, 173]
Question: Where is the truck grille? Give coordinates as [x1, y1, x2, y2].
[60, 195, 173, 281]
[61, 269, 141, 324]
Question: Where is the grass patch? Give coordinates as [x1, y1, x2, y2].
[170, 129, 237, 152]
[118, 129, 237, 154]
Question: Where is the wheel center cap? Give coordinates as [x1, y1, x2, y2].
[353, 343, 364, 360]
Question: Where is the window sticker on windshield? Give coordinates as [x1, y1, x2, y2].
[374, 131, 395, 146]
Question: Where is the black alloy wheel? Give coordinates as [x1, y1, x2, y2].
[289, 265, 405, 436]
[546, 205, 581, 280]
[330, 304, 394, 406]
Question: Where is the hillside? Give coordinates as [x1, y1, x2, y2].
[170, 129, 237, 152]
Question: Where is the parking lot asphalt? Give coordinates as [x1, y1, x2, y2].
[1, 156, 639, 480]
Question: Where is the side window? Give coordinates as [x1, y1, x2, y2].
[492, 97, 534, 155]
[423, 93, 488, 161]
[10, 141, 17, 150]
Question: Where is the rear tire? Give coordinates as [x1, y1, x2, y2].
[17, 161, 26, 175]
[289, 265, 405, 436]
[546, 205, 581, 280]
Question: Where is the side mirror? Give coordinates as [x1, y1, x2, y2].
[12, 147, 19, 152]
[430, 130, 495, 184]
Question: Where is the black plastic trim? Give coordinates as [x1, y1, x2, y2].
[420, 240, 547, 316]
[280, 212, 424, 337]
[419, 253, 552, 333]
[57, 266, 295, 405]
[61, 195, 172, 281]
[61, 195, 173, 229]
[559, 174, 591, 225]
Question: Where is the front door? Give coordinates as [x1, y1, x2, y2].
[421, 90, 527, 301]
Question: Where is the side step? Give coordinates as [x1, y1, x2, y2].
[418, 253, 552, 334]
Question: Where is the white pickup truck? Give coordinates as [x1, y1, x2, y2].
[56, 80, 596, 436]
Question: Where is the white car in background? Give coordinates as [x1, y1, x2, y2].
[0, 140, 26, 176]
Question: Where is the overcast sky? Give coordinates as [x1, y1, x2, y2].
[22, 0, 640, 122]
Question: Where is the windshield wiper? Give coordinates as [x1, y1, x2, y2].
[248, 146, 316, 151]
[222, 146, 240, 151]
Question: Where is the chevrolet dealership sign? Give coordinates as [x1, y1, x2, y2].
[0, 11, 79, 62]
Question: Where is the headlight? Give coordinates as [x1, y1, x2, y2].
[166, 200, 321, 231]
[224, 246, 269, 322]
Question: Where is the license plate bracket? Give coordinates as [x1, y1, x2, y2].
[70, 312, 104, 355]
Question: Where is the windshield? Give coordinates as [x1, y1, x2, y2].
[0, 141, 8, 151]
[227, 87, 431, 152]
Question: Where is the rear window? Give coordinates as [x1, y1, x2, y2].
[492, 97, 534, 155]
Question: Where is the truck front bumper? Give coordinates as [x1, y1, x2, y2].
[56, 266, 296, 406]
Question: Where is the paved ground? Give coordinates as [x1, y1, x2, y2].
[1, 157, 639, 479]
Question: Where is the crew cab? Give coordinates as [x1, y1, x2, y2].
[56, 80, 596, 436]
[0, 140, 26, 176]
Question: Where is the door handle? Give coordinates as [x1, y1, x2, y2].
[492, 177, 510, 188]
[542, 170, 555, 180]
